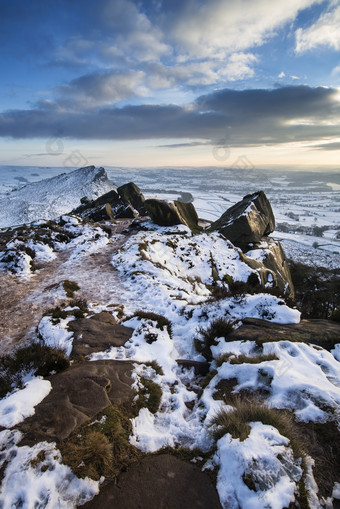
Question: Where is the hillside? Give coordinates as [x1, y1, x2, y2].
[0, 167, 339, 509]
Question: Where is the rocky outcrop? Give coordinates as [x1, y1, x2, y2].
[145, 199, 199, 229]
[72, 189, 137, 221]
[117, 182, 147, 216]
[243, 238, 294, 298]
[19, 360, 135, 443]
[72, 182, 148, 222]
[227, 317, 340, 350]
[83, 454, 222, 509]
[208, 191, 275, 249]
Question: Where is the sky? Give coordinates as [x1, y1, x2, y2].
[0, 0, 339, 169]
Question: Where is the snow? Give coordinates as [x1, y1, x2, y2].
[0, 166, 116, 228]
[0, 375, 51, 427]
[207, 339, 340, 423]
[38, 316, 74, 356]
[213, 423, 302, 509]
[0, 165, 339, 507]
[0, 430, 99, 508]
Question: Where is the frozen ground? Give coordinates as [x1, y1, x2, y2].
[0, 166, 339, 508]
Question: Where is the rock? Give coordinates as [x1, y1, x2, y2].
[90, 311, 118, 325]
[19, 360, 135, 443]
[176, 359, 210, 376]
[82, 454, 222, 509]
[117, 182, 147, 216]
[227, 317, 340, 350]
[208, 191, 275, 249]
[72, 189, 123, 221]
[145, 199, 199, 229]
[243, 238, 294, 298]
[68, 318, 134, 357]
[114, 203, 138, 219]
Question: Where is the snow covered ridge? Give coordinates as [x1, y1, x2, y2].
[0, 192, 339, 507]
[0, 166, 116, 228]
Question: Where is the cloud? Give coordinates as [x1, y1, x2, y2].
[313, 141, 340, 150]
[295, 3, 340, 52]
[278, 72, 286, 78]
[56, 70, 146, 108]
[158, 0, 322, 59]
[0, 86, 339, 150]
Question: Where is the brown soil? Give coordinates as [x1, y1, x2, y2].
[0, 220, 131, 355]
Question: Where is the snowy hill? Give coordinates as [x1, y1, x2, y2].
[0, 187, 339, 508]
[0, 166, 116, 228]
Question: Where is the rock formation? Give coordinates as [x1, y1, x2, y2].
[208, 191, 275, 249]
[145, 199, 199, 229]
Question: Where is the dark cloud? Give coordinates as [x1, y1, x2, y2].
[0, 86, 339, 149]
[196, 86, 338, 120]
[313, 142, 340, 150]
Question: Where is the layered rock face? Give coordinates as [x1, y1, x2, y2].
[145, 199, 199, 229]
[208, 191, 275, 249]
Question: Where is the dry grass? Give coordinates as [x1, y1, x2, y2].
[211, 397, 304, 459]
[61, 404, 142, 480]
[216, 352, 279, 367]
[62, 280, 80, 298]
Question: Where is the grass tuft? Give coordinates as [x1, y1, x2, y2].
[62, 280, 80, 298]
[135, 377, 163, 414]
[217, 352, 279, 367]
[195, 318, 234, 361]
[211, 397, 304, 459]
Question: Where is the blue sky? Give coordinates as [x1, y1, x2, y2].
[0, 0, 339, 168]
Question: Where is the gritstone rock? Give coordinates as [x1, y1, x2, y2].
[209, 191, 275, 249]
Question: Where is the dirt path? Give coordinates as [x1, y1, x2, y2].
[0, 220, 132, 355]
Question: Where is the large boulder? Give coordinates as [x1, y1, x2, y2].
[82, 454, 222, 509]
[145, 199, 199, 230]
[209, 191, 275, 249]
[117, 182, 147, 216]
[243, 238, 294, 298]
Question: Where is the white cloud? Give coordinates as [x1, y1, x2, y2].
[163, 0, 322, 60]
[221, 53, 258, 81]
[295, 3, 340, 53]
[278, 72, 286, 78]
[291, 75, 300, 80]
[332, 65, 340, 75]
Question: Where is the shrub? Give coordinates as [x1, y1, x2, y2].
[62, 280, 80, 298]
[0, 344, 69, 398]
[330, 307, 340, 322]
[131, 310, 173, 338]
[195, 318, 234, 361]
